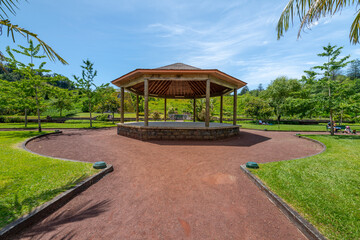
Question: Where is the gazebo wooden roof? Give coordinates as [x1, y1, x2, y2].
[111, 63, 246, 99]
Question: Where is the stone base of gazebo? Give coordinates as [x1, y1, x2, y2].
[117, 122, 240, 141]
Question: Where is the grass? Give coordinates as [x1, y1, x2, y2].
[0, 131, 98, 229]
[0, 120, 117, 129]
[236, 121, 360, 132]
[250, 135, 360, 240]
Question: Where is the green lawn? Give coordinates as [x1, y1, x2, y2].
[251, 135, 360, 240]
[0, 120, 117, 129]
[236, 121, 360, 132]
[0, 131, 98, 229]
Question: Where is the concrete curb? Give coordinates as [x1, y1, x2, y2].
[0, 131, 114, 239]
[240, 165, 326, 240]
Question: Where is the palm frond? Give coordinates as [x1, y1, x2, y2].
[350, 9, 360, 44]
[0, 0, 19, 19]
[277, 0, 359, 44]
[0, 19, 68, 64]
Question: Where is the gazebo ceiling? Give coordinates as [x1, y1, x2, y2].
[111, 63, 247, 98]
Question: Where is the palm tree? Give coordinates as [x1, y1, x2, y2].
[277, 0, 360, 44]
[0, 0, 67, 64]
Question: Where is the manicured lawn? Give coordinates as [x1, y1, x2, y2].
[237, 121, 360, 132]
[251, 135, 360, 240]
[0, 131, 98, 228]
[0, 120, 117, 129]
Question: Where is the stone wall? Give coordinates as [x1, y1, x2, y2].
[117, 124, 239, 140]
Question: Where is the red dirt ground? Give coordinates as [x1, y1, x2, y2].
[17, 129, 323, 240]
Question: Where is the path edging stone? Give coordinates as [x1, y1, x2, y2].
[240, 135, 328, 240]
[0, 131, 114, 239]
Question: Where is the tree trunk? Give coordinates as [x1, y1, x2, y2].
[89, 94, 92, 128]
[35, 87, 41, 132]
[112, 112, 115, 124]
[329, 86, 334, 136]
[24, 108, 28, 128]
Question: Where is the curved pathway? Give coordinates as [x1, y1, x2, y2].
[18, 129, 323, 240]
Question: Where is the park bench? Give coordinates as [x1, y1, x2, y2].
[326, 125, 346, 132]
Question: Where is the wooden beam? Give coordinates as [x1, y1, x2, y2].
[205, 79, 210, 127]
[144, 79, 149, 126]
[233, 88, 237, 125]
[220, 95, 223, 123]
[136, 94, 139, 122]
[121, 77, 144, 88]
[209, 75, 237, 89]
[193, 98, 196, 122]
[164, 98, 167, 122]
[120, 87, 124, 123]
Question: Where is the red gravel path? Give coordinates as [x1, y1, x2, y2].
[18, 129, 323, 240]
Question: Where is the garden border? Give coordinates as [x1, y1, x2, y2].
[0, 131, 114, 239]
[240, 135, 327, 240]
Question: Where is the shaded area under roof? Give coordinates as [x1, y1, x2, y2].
[111, 63, 247, 99]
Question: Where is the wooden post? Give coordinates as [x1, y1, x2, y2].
[120, 87, 124, 123]
[136, 94, 139, 122]
[144, 79, 149, 126]
[164, 98, 167, 122]
[233, 88, 237, 125]
[205, 79, 210, 127]
[193, 98, 196, 122]
[220, 95, 223, 123]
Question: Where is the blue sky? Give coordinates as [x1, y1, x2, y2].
[2, 0, 359, 89]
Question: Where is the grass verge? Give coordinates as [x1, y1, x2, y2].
[0, 131, 98, 229]
[237, 121, 360, 132]
[0, 120, 116, 129]
[250, 135, 360, 240]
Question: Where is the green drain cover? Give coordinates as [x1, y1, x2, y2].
[93, 161, 107, 169]
[246, 162, 259, 169]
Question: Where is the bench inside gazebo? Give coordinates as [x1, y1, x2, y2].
[111, 63, 247, 140]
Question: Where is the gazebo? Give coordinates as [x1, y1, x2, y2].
[111, 63, 247, 140]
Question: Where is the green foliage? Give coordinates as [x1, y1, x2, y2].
[151, 111, 161, 120]
[50, 87, 74, 117]
[252, 135, 360, 239]
[265, 76, 301, 122]
[74, 59, 98, 127]
[96, 113, 110, 121]
[313, 44, 352, 135]
[243, 94, 273, 120]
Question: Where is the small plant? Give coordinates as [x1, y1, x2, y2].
[151, 111, 161, 120]
[96, 114, 109, 121]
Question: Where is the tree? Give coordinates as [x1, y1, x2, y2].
[74, 59, 98, 128]
[347, 59, 360, 79]
[6, 41, 52, 132]
[313, 44, 351, 135]
[265, 76, 301, 124]
[51, 87, 74, 117]
[243, 94, 273, 120]
[94, 84, 114, 113]
[239, 86, 249, 95]
[0, 0, 67, 65]
[257, 83, 264, 92]
[277, 0, 360, 44]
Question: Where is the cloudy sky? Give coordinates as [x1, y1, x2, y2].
[2, 0, 359, 89]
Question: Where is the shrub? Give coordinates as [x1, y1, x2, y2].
[151, 111, 161, 120]
[96, 114, 109, 121]
[0, 116, 5, 123]
[4, 117, 23, 123]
